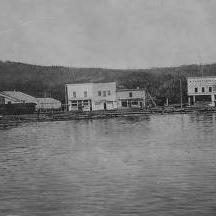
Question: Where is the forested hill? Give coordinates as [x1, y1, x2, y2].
[1, 60, 216, 104]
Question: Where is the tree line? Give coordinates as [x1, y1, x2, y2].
[1, 61, 216, 105]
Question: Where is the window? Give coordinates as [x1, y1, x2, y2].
[209, 87, 212, 92]
[108, 90, 111, 96]
[98, 91, 101, 96]
[132, 101, 138, 105]
[122, 101, 127, 107]
[103, 91, 106, 97]
[129, 92, 133, 97]
[73, 91, 76, 98]
[84, 91, 87, 97]
[195, 88, 198, 93]
[83, 100, 89, 106]
[202, 87, 205, 93]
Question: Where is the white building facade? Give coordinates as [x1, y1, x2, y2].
[65, 82, 117, 111]
[116, 89, 146, 109]
[187, 77, 216, 106]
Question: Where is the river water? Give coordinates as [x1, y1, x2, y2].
[0, 114, 216, 216]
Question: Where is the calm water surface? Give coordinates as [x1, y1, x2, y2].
[0, 114, 216, 216]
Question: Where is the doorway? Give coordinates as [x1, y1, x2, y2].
[104, 102, 107, 110]
[140, 101, 143, 108]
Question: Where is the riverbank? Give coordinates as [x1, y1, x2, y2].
[1, 106, 216, 128]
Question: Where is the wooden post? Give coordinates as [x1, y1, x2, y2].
[211, 94, 214, 106]
[65, 85, 68, 111]
[188, 96, 191, 106]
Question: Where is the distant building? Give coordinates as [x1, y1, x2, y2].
[0, 91, 37, 104]
[36, 98, 62, 110]
[0, 91, 61, 111]
[0, 92, 19, 104]
[187, 77, 216, 106]
[65, 82, 117, 111]
[116, 89, 146, 109]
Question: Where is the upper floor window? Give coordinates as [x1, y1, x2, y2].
[107, 90, 111, 96]
[84, 91, 87, 97]
[202, 87, 205, 93]
[73, 91, 76, 98]
[98, 91, 101, 96]
[129, 92, 133, 97]
[195, 88, 198, 93]
[103, 91, 106, 97]
[209, 87, 212, 92]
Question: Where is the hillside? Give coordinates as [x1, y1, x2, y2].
[1, 61, 216, 104]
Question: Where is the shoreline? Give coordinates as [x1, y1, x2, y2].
[1, 107, 216, 128]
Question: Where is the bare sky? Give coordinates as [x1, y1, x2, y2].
[0, 0, 216, 68]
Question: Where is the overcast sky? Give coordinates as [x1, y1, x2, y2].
[0, 0, 216, 68]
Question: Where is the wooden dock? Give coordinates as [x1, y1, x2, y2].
[1, 107, 216, 128]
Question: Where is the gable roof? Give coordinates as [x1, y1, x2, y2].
[2, 91, 37, 103]
[0, 91, 21, 102]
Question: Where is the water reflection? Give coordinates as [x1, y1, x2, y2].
[0, 114, 216, 215]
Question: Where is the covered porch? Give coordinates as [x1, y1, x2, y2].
[117, 99, 145, 109]
[188, 94, 215, 107]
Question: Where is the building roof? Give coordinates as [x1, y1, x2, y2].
[36, 97, 61, 104]
[0, 91, 21, 102]
[65, 82, 116, 86]
[187, 76, 216, 79]
[117, 88, 144, 92]
[2, 91, 37, 103]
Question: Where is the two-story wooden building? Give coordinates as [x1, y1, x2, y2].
[187, 77, 216, 106]
[65, 82, 117, 111]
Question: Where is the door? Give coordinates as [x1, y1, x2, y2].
[78, 101, 82, 111]
[140, 101, 143, 108]
[104, 102, 107, 110]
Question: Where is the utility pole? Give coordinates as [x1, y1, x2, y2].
[180, 79, 183, 109]
[65, 85, 68, 111]
[200, 63, 204, 77]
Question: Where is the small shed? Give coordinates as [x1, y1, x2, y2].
[36, 98, 62, 110]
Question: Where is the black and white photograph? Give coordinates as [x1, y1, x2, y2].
[1, 0, 216, 215]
